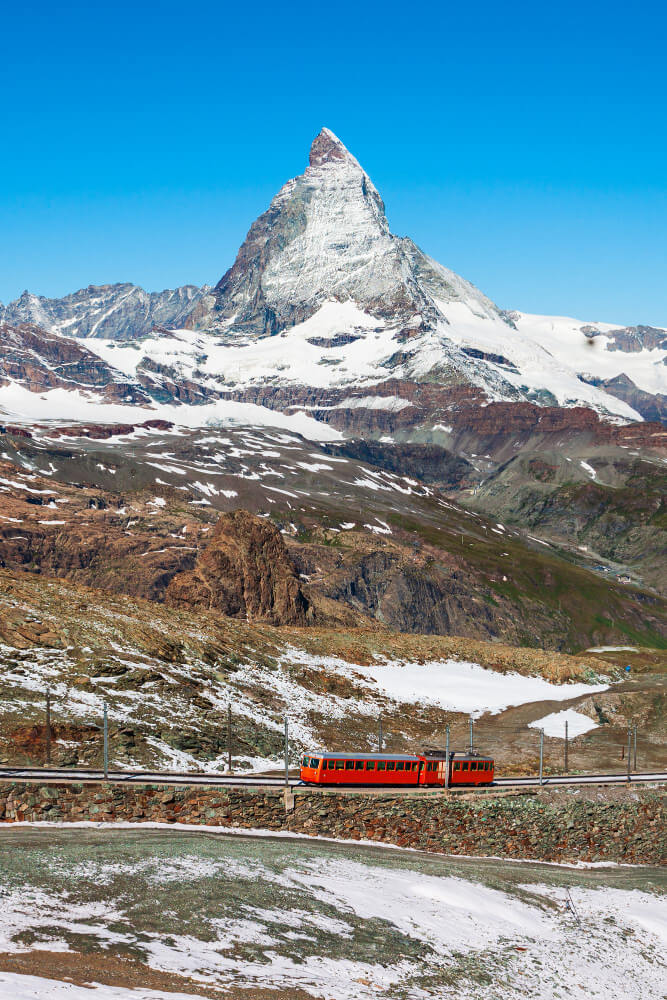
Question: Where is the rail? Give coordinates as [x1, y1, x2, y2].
[0, 766, 664, 789]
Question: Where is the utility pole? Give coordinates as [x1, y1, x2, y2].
[564, 719, 568, 773]
[626, 728, 632, 782]
[103, 702, 109, 780]
[633, 725, 637, 771]
[469, 716, 474, 754]
[284, 717, 289, 787]
[378, 716, 383, 753]
[539, 729, 544, 786]
[45, 689, 51, 767]
[227, 704, 232, 774]
[445, 725, 450, 790]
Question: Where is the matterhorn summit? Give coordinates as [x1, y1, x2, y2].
[0, 127, 663, 426]
[205, 127, 504, 343]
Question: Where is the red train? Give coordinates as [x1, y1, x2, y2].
[300, 751, 494, 787]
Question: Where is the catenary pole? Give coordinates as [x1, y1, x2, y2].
[539, 728, 544, 786]
[45, 689, 51, 766]
[469, 716, 474, 754]
[284, 717, 289, 787]
[633, 725, 637, 771]
[227, 704, 232, 774]
[445, 725, 450, 789]
[103, 702, 108, 779]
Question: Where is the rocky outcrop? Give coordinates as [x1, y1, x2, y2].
[321, 439, 474, 487]
[580, 373, 667, 424]
[165, 509, 312, 625]
[605, 325, 667, 352]
[42, 419, 174, 440]
[0, 321, 149, 401]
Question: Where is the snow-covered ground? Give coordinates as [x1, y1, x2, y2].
[281, 648, 609, 719]
[0, 828, 663, 1000]
[0, 382, 342, 442]
[0, 975, 200, 1000]
[0, 639, 610, 772]
[528, 708, 598, 739]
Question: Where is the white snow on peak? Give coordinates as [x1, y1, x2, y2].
[1, 128, 663, 428]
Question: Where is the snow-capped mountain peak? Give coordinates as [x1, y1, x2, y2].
[0, 127, 664, 429]
[309, 126, 360, 168]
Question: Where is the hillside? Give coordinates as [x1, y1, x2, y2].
[0, 422, 664, 651]
[2, 567, 664, 777]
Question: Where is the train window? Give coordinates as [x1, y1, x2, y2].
[386, 761, 395, 771]
[462, 762, 469, 771]
[301, 757, 309, 767]
[366, 760, 376, 770]
[326, 760, 334, 768]
[396, 762, 404, 771]
[471, 762, 477, 771]
[355, 760, 364, 770]
[335, 760, 344, 770]
[377, 761, 386, 771]
[310, 758, 320, 768]
[454, 762, 461, 771]
[345, 760, 354, 770]
[411, 762, 418, 771]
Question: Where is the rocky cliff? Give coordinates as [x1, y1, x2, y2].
[165, 509, 312, 625]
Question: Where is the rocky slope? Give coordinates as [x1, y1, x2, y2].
[0, 423, 664, 650]
[469, 449, 667, 593]
[0, 567, 664, 775]
[0, 321, 150, 402]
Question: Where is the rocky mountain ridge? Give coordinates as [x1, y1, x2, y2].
[1, 128, 664, 430]
[0, 283, 212, 341]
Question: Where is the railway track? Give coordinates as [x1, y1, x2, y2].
[0, 766, 665, 789]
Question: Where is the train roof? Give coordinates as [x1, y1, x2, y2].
[305, 752, 419, 761]
[304, 751, 493, 761]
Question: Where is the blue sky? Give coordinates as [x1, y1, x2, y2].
[1, 0, 665, 325]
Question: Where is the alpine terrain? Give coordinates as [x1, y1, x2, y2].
[0, 127, 664, 777]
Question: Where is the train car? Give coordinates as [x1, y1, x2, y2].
[300, 751, 494, 786]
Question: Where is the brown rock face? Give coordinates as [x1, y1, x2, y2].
[0, 321, 149, 403]
[166, 509, 312, 625]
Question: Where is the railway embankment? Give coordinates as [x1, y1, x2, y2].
[0, 780, 664, 864]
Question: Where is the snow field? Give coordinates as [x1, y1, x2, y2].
[528, 708, 599, 739]
[0, 841, 664, 1000]
[281, 648, 608, 719]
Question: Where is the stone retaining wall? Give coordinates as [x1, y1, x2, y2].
[0, 780, 664, 864]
